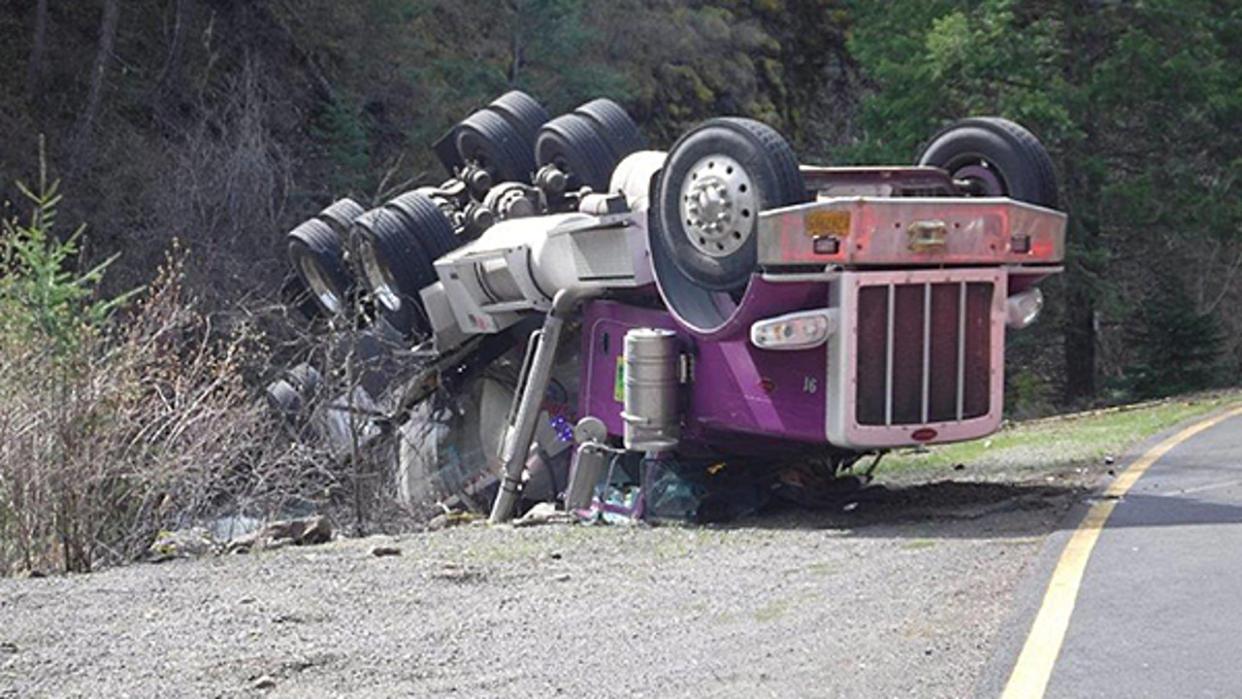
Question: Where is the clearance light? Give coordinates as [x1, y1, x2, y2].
[750, 309, 838, 350]
[1006, 287, 1044, 329]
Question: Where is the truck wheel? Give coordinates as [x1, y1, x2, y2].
[385, 190, 459, 259]
[456, 109, 536, 184]
[574, 98, 645, 163]
[288, 218, 353, 316]
[265, 378, 304, 421]
[316, 198, 366, 236]
[917, 117, 1058, 208]
[535, 113, 616, 192]
[489, 91, 550, 151]
[282, 273, 324, 323]
[655, 117, 806, 291]
[286, 363, 324, 400]
[351, 207, 439, 338]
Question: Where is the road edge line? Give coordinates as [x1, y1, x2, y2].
[1000, 404, 1242, 699]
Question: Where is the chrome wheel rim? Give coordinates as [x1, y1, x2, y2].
[299, 256, 342, 315]
[358, 238, 402, 312]
[679, 153, 758, 259]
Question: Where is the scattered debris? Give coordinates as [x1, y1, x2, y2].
[370, 545, 402, 557]
[550, 573, 571, 582]
[427, 511, 481, 531]
[227, 516, 333, 554]
[843, 502, 859, 512]
[148, 527, 215, 562]
[251, 675, 277, 690]
[514, 502, 574, 527]
[1104, 455, 1116, 465]
[0, 642, 17, 655]
[953, 463, 966, 471]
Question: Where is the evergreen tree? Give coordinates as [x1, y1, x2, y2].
[1125, 272, 1224, 398]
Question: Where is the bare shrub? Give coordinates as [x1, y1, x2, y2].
[139, 57, 295, 306]
[0, 163, 296, 575]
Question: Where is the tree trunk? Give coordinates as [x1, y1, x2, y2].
[155, 0, 190, 95]
[1060, 0, 1101, 403]
[26, 0, 50, 103]
[70, 0, 121, 165]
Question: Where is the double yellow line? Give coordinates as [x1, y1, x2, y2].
[1002, 405, 1242, 698]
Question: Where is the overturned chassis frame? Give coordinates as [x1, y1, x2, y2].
[444, 165, 1067, 522]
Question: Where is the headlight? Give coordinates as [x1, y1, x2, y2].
[1006, 287, 1044, 329]
[750, 309, 838, 350]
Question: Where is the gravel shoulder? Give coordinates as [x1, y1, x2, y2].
[3, 395, 1235, 698]
[1, 481, 1078, 698]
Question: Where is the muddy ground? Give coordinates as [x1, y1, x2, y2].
[0, 456, 1103, 699]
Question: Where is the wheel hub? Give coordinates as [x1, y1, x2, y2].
[679, 154, 757, 258]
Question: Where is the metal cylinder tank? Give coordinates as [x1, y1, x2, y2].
[622, 328, 681, 451]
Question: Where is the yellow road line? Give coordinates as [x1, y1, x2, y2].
[1001, 404, 1242, 699]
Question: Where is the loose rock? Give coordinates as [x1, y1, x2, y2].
[226, 516, 334, 553]
[148, 527, 216, 562]
[371, 546, 402, 558]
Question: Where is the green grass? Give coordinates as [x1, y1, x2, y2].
[879, 391, 1242, 479]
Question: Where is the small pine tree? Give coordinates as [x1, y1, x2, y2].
[1124, 273, 1223, 399]
[0, 139, 137, 359]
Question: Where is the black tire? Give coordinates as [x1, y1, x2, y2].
[286, 363, 324, 399]
[351, 207, 438, 338]
[917, 117, 1058, 208]
[655, 117, 806, 291]
[535, 113, 616, 192]
[456, 109, 535, 184]
[288, 218, 352, 316]
[489, 91, 549, 150]
[265, 379, 303, 420]
[316, 198, 365, 235]
[574, 98, 645, 162]
[385, 190, 459, 258]
[281, 273, 324, 323]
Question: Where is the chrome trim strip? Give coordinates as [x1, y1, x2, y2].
[885, 283, 895, 427]
[956, 282, 967, 421]
[922, 282, 931, 424]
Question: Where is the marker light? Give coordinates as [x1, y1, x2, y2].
[750, 309, 838, 350]
[1006, 287, 1044, 329]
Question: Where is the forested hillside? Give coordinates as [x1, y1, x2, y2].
[1, 0, 1238, 410]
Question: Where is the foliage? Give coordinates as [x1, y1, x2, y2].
[0, 170, 288, 575]
[0, 0, 1238, 419]
[846, 0, 1241, 402]
[0, 143, 136, 357]
[1124, 273, 1224, 399]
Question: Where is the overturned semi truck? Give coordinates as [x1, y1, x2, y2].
[276, 91, 1066, 523]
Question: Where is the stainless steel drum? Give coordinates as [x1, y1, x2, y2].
[622, 328, 680, 451]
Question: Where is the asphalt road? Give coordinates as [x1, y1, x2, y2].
[985, 409, 1242, 698]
